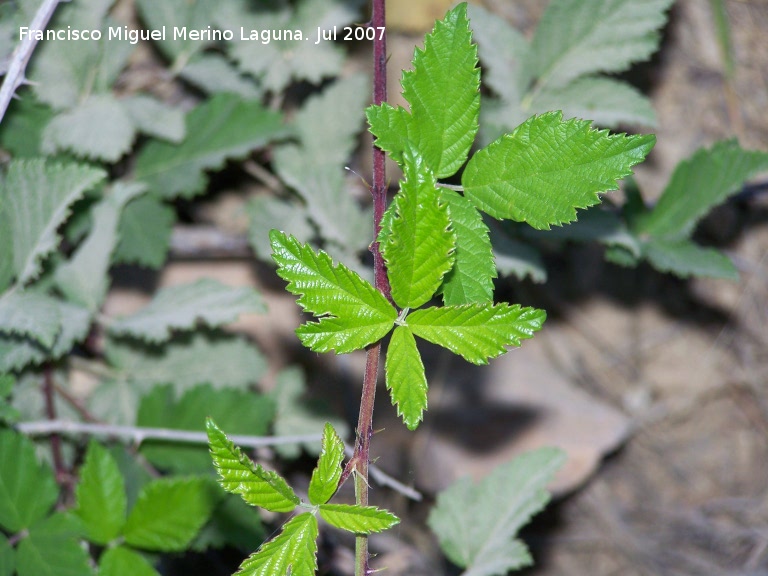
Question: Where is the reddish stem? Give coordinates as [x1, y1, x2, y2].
[352, 0, 389, 573]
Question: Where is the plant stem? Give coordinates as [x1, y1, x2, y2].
[352, 1, 390, 574]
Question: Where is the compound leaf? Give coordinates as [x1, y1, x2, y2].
[138, 384, 274, 474]
[108, 279, 265, 343]
[380, 155, 455, 308]
[385, 326, 428, 431]
[206, 419, 299, 513]
[400, 3, 479, 177]
[0, 159, 105, 285]
[123, 477, 219, 552]
[439, 189, 495, 305]
[637, 140, 768, 239]
[308, 423, 345, 506]
[428, 448, 565, 576]
[318, 504, 399, 534]
[234, 513, 318, 576]
[463, 111, 655, 229]
[0, 430, 59, 533]
[42, 94, 135, 162]
[529, 0, 674, 89]
[16, 513, 91, 576]
[98, 546, 160, 576]
[75, 441, 126, 545]
[134, 94, 289, 199]
[643, 238, 739, 280]
[112, 195, 175, 269]
[270, 230, 396, 353]
[408, 303, 545, 365]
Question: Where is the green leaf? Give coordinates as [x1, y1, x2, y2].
[98, 546, 160, 576]
[42, 94, 135, 162]
[462, 112, 655, 229]
[308, 423, 345, 506]
[112, 195, 175, 269]
[380, 154, 455, 308]
[428, 448, 565, 575]
[637, 140, 768, 239]
[643, 239, 739, 280]
[408, 303, 545, 365]
[0, 374, 19, 425]
[234, 512, 318, 576]
[0, 97, 54, 158]
[122, 95, 185, 143]
[137, 384, 274, 474]
[191, 496, 265, 553]
[528, 0, 674, 89]
[123, 477, 219, 552]
[135, 0, 216, 62]
[270, 230, 396, 354]
[134, 94, 289, 199]
[180, 54, 261, 99]
[206, 419, 299, 513]
[75, 441, 126, 545]
[16, 513, 92, 576]
[385, 326, 428, 431]
[248, 197, 313, 261]
[221, 0, 355, 93]
[400, 3, 480, 177]
[439, 189, 496, 305]
[365, 103, 412, 166]
[318, 503, 399, 534]
[270, 367, 349, 459]
[530, 76, 656, 128]
[0, 430, 59, 533]
[0, 533, 14, 576]
[0, 159, 106, 285]
[0, 291, 61, 347]
[108, 279, 265, 343]
[55, 182, 146, 311]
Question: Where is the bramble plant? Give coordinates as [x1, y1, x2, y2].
[2, 0, 768, 575]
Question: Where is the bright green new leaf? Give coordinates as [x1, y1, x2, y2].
[318, 503, 400, 534]
[138, 384, 274, 474]
[123, 477, 219, 552]
[75, 441, 126, 545]
[400, 3, 480, 177]
[385, 326, 428, 430]
[463, 112, 655, 229]
[528, 0, 674, 90]
[439, 189, 496, 305]
[206, 419, 299, 513]
[98, 546, 160, 576]
[365, 103, 412, 167]
[270, 367, 350, 459]
[637, 140, 768, 239]
[380, 155, 455, 308]
[643, 239, 739, 280]
[108, 279, 265, 342]
[134, 94, 289, 199]
[0, 291, 61, 348]
[234, 513, 318, 576]
[55, 182, 146, 312]
[428, 448, 565, 576]
[42, 94, 135, 162]
[270, 230, 397, 353]
[112, 195, 175, 269]
[308, 423, 345, 506]
[0, 430, 59, 533]
[0, 159, 106, 285]
[0, 533, 14, 576]
[16, 513, 92, 576]
[408, 303, 546, 365]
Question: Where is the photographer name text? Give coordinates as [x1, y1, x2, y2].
[19, 25, 386, 45]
